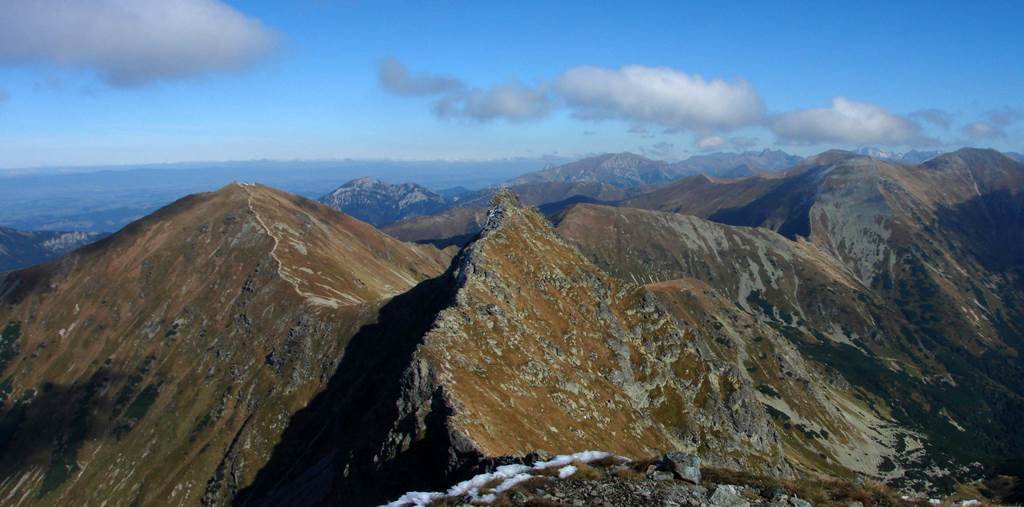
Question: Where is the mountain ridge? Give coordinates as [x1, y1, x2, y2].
[0, 182, 451, 505]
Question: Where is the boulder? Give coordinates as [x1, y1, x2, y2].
[662, 452, 701, 484]
[709, 485, 750, 507]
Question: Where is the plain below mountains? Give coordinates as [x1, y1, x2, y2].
[0, 227, 104, 272]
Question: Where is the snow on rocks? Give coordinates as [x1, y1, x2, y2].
[382, 450, 623, 506]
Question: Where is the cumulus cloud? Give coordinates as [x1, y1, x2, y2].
[771, 97, 927, 145]
[0, 0, 278, 87]
[696, 135, 726, 151]
[378, 58, 548, 122]
[374, 59, 963, 149]
[377, 57, 463, 96]
[962, 107, 1023, 139]
[910, 108, 954, 130]
[556, 65, 765, 131]
[433, 82, 551, 122]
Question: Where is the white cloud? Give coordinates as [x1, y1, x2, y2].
[0, 0, 278, 87]
[378, 58, 463, 96]
[961, 107, 1022, 139]
[962, 122, 998, 139]
[771, 97, 925, 145]
[378, 58, 548, 122]
[696, 135, 726, 151]
[433, 82, 550, 122]
[556, 65, 765, 131]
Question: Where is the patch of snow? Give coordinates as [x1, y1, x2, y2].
[382, 450, 623, 506]
[446, 463, 530, 499]
[534, 450, 616, 470]
[494, 473, 535, 493]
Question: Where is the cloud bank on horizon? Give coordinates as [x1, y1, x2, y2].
[0, 0, 278, 87]
[380, 57, 1021, 151]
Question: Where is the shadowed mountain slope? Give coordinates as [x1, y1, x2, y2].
[0, 183, 450, 505]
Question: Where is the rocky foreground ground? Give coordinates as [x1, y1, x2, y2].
[385, 452, 997, 506]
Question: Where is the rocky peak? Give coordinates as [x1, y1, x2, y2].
[480, 187, 524, 233]
[345, 176, 383, 188]
[319, 177, 449, 227]
[601, 152, 655, 168]
[377, 189, 789, 491]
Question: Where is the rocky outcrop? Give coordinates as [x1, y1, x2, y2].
[383, 451, 923, 507]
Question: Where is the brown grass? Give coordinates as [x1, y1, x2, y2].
[702, 467, 910, 506]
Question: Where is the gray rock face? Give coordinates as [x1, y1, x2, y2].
[662, 452, 701, 484]
[791, 497, 813, 507]
[709, 484, 751, 507]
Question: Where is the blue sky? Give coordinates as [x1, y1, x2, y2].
[0, 0, 1021, 168]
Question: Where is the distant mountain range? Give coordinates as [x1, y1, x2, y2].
[322, 150, 803, 239]
[318, 177, 449, 227]
[511, 149, 802, 188]
[0, 157, 564, 233]
[0, 226, 104, 271]
[855, 147, 944, 164]
[1, 148, 1023, 504]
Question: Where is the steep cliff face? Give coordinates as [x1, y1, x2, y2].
[0, 183, 450, 506]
